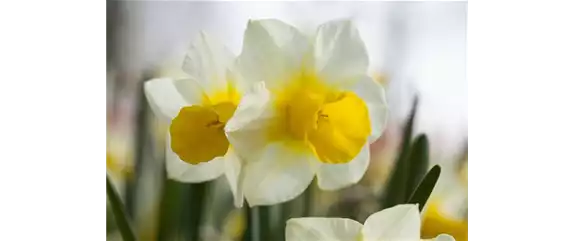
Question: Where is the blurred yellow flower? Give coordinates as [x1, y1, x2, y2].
[286, 204, 454, 241]
[144, 32, 247, 207]
[226, 19, 388, 206]
[221, 208, 246, 241]
[106, 132, 134, 184]
[106, 152, 131, 179]
[422, 148, 467, 241]
[422, 200, 467, 241]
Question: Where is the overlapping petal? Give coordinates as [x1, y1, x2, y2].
[286, 218, 363, 241]
[362, 204, 421, 241]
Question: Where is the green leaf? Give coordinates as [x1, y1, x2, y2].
[380, 97, 418, 209]
[405, 134, 430, 198]
[106, 175, 137, 241]
[407, 165, 442, 211]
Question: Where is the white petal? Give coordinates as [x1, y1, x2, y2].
[144, 78, 189, 122]
[362, 204, 421, 241]
[165, 135, 225, 183]
[316, 143, 370, 191]
[286, 218, 363, 241]
[350, 76, 388, 143]
[182, 31, 235, 96]
[172, 78, 207, 105]
[223, 148, 244, 208]
[241, 143, 319, 206]
[314, 19, 369, 85]
[427, 234, 456, 241]
[225, 82, 276, 163]
[237, 19, 311, 89]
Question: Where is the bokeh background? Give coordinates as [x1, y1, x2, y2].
[106, 1, 467, 241]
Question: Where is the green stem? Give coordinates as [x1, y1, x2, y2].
[303, 185, 313, 217]
[186, 182, 208, 241]
[106, 175, 136, 241]
[259, 206, 270, 240]
[156, 178, 180, 241]
[276, 200, 294, 241]
[243, 206, 260, 241]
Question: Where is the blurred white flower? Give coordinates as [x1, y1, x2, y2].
[286, 204, 454, 241]
[226, 19, 387, 206]
[144, 32, 246, 207]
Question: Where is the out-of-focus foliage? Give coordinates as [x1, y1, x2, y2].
[379, 98, 441, 212]
[380, 98, 419, 208]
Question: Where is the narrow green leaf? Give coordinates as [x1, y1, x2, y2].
[405, 134, 430, 198]
[106, 175, 137, 241]
[380, 97, 418, 209]
[407, 165, 442, 211]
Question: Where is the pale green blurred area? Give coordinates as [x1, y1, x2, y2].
[107, 1, 467, 241]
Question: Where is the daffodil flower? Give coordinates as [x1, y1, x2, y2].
[286, 204, 455, 241]
[225, 19, 387, 206]
[144, 32, 245, 207]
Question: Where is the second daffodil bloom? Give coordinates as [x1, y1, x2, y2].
[145, 32, 245, 207]
[225, 19, 388, 206]
[286, 204, 455, 241]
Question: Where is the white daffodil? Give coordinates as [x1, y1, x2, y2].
[144, 32, 245, 207]
[225, 19, 387, 206]
[286, 204, 455, 241]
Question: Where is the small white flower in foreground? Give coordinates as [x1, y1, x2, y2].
[286, 204, 455, 241]
[225, 19, 387, 206]
[144, 32, 245, 207]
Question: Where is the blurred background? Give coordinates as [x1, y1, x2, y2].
[107, 1, 467, 241]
